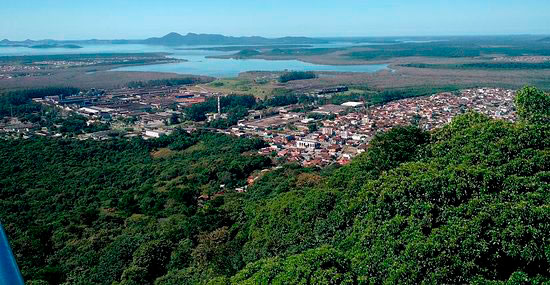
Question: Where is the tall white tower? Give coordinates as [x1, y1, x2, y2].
[217, 96, 221, 115]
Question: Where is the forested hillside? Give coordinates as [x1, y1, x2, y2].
[0, 87, 549, 284]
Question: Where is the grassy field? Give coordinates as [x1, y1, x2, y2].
[195, 77, 290, 99]
[0, 67, 212, 91]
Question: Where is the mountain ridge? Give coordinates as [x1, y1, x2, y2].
[142, 32, 327, 45]
[0, 32, 327, 47]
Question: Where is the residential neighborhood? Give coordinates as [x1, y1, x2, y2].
[232, 88, 517, 167]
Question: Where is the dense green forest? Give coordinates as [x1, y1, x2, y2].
[278, 71, 317, 83]
[0, 87, 549, 284]
[320, 85, 462, 106]
[224, 48, 338, 59]
[346, 40, 550, 60]
[268, 48, 338, 57]
[0, 131, 271, 284]
[401, 62, 550, 70]
[0, 87, 79, 118]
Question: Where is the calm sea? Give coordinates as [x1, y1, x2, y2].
[0, 43, 388, 77]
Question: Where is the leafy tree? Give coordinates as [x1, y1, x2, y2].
[515, 86, 550, 123]
[231, 246, 356, 285]
[307, 123, 318, 132]
[169, 113, 180, 125]
[168, 239, 194, 270]
[130, 240, 173, 282]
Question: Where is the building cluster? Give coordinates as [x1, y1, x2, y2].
[32, 55, 177, 69]
[492, 56, 550, 63]
[304, 86, 349, 96]
[0, 65, 44, 80]
[22, 85, 219, 139]
[366, 88, 517, 132]
[229, 88, 516, 167]
[0, 55, 179, 81]
[0, 117, 37, 135]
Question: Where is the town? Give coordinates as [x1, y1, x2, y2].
[235, 87, 516, 166]
[0, 84, 516, 166]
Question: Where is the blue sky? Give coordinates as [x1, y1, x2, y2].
[1, 0, 549, 40]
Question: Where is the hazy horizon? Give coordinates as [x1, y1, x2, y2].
[1, 0, 549, 41]
[3, 32, 550, 42]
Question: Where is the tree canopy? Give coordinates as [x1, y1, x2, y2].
[278, 71, 317, 83]
[515, 85, 550, 124]
[0, 87, 79, 117]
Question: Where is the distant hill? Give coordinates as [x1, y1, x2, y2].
[142, 32, 327, 46]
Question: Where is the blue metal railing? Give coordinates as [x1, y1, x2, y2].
[0, 223, 24, 285]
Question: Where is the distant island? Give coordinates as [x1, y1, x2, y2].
[231, 49, 262, 58]
[0, 32, 327, 47]
[29, 44, 82, 49]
